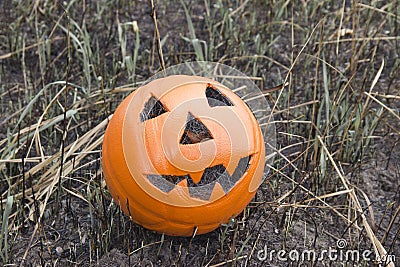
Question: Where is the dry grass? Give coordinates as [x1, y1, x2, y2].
[0, 0, 399, 266]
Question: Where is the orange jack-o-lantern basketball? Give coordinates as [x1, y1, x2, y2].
[102, 75, 265, 236]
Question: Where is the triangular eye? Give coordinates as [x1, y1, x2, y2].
[180, 112, 213, 144]
[140, 96, 168, 122]
[206, 84, 233, 107]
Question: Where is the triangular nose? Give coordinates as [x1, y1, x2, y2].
[180, 112, 213, 144]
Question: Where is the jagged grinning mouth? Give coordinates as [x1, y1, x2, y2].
[146, 155, 251, 201]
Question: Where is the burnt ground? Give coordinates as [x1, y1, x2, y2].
[1, 0, 400, 266]
[9, 139, 400, 266]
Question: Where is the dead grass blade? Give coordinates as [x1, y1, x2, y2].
[365, 92, 400, 121]
[317, 135, 395, 266]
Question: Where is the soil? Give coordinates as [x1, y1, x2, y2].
[9, 136, 399, 266]
[1, 1, 399, 266]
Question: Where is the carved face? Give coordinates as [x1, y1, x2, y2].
[102, 75, 265, 236]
